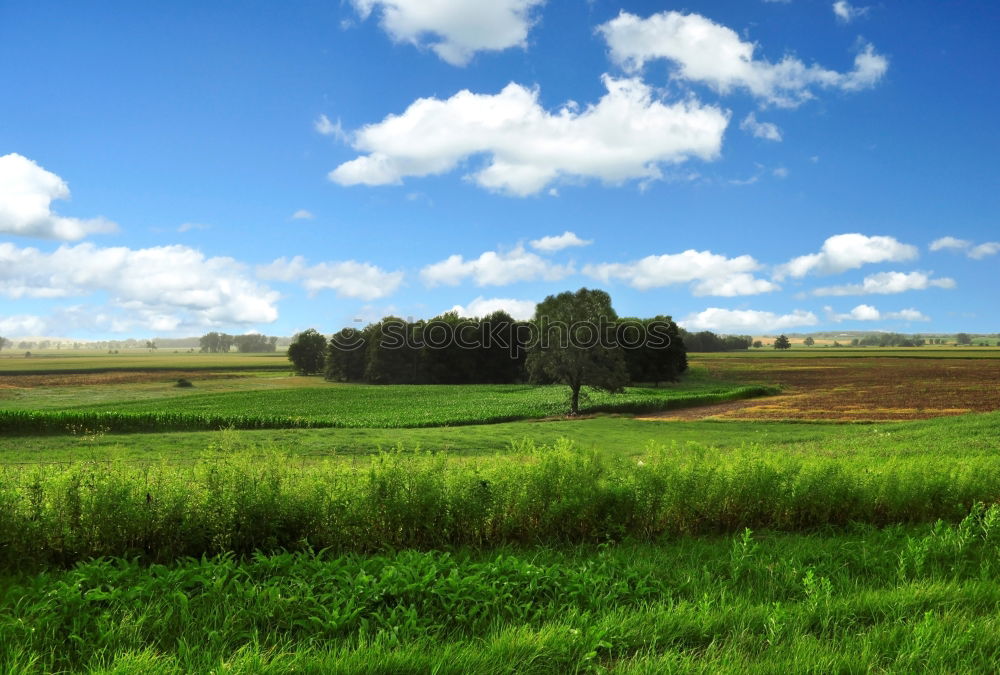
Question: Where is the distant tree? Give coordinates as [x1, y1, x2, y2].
[234, 333, 278, 353]
[803, 336, 815, 346]
[0, 336, 6, 352]
[364, 318, 421, 384]
[618, 316, 687, 386]
[526, 288, 628, 415]
[753, 340, 763, 349]
[773, 335, 791, 350]
[287, 329, 327, 375]
[955, 333, 973, 346]
[326, 327, 370, 382]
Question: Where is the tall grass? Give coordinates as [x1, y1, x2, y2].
[4, 509, 1000, 672]
[2, 438, 999, 568]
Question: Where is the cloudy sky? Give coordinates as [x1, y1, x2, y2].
[1, 0, 997, 338]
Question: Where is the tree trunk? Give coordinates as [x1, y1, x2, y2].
[570, 384, 580, 415]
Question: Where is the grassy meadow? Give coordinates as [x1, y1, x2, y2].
[2, 349, 1000, 671]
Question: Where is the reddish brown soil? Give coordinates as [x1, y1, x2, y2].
[640, 358, 1000, 422]
[0, 371, 250, 389]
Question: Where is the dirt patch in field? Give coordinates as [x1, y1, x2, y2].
[0, 371, 253, 389]
[640, 358, 1000, 422]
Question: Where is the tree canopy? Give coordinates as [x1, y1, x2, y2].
[526, 288, 629, 415]
[773, 335, 792, 350]
[287, 329, 327, 375]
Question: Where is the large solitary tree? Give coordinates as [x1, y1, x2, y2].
[287, 329, 328, 375]
[526, 288, 629, 415]
[773, 335, 792, 350]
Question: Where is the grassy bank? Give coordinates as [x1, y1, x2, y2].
[4, 511, 1000, 672]
[4, 431, 1000, 568]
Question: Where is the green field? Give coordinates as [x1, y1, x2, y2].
[2, 352, 1000, 671]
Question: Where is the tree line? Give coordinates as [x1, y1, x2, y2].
[199, 332, 279, 353]
[289, 290, 689, 404]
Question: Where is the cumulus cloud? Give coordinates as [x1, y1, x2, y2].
[350, 0, 545, 66]
[329, 75, 729, 196]
[584, 250, 779, 296]
[597, 11, 888, 107]
[740, 112, 782, 141]
[930, 236, 1000, 259]
[826, 304, 929, 322]
[529, 231, 592, 252]
[0, 242, 279, 331]
[775, 234, 918, 279]
[681, 308, 819, 332]
[0, 314, 49, 337]
[449, 296, 537, 320]
[421, 246, 573, 287]
[291, 209, 314, 220]
[833, 1, 869, 23]
[256, 256, 403, 300]
[0, 153, 118, 240]
[812, 270, 956, 296]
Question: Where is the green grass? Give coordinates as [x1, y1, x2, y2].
[0, 382, 777, 433]
[3, 413, 1000, 568]
[4, 510, 1000, 673]
[0, 351, 290, 375]
[3, 407, 998, 466]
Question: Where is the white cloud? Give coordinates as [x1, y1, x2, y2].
[421, 245, 573, 287]
[813, 270, 956, 296]
[970, 242, 1000, 259]
[597, 11, 888, 107]
[833, 2, 869, 23]
[681, 308, 819, 332]
[315, 115, 349, 143]
[529, 231, 593, 252]
[256, 256, 403, 300]
[0, 314, 49, 337]
[772, 167, 789, 178]
[0, 242, 279, 331]
[329, 75, 729, 196]
[929, 236, 970, 251]
[0, 153, 118, 240]
[740, 113, 782, 141]
[827, 304, 930, 322]
[930, 236, 1000, 259]
[449, 296, 537, 320]
[291, 209, 314, 220]
[584, 250, 779, 296]
[775, 233, 918, 279]
[350, 0, 545, 66]
[177, 222, 209, 233]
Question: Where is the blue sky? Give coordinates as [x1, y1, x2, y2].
[1, 0, 997, 339]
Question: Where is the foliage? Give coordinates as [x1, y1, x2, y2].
[0, 384, 776, 433]
[7, 513, 1000, 672]
[287, 329, 327, 375]
[681, 330, 753, 352]
[527, 288, 629, 414]
[773, 335, 791, 350]
[3, 436, 1000, 568]
[803, 336, 815, 346]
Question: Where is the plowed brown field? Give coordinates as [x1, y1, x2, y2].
[641, 357, 1000, 422]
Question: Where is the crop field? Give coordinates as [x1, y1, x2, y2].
[646, 356, 1000, 421]
[2, 351, 1000, 671]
